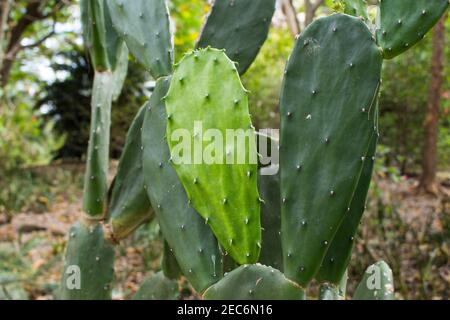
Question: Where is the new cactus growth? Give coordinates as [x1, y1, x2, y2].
[279, 14, 382, 286]
[197, 0, 276, 75]
[165, 49, 261, 265]
[203, 264, 305, 300]
[376, 0, 449, 59]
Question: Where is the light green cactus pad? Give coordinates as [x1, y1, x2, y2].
[165, 48, 261, 265]
[353, 261, 395, 300]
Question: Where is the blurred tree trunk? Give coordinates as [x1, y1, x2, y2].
[419, 15, 446, 194]
[0, 0, 70, 88]
[304, 0, 324, 27]
[281, 0, 300, 37]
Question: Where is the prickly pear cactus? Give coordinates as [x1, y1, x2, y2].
[353, 261, 394, 300]
[258, 170, 282, 271]
[107, 0, 173, 78]
[132, 271, 179, 300]
[165, 48, 261, 265]
[59, 222, 115, 300]
[280, 14, 382, 286]
[197, 0, 276, 75]
[142, 77, 222, 292]
[203, 264, 305, 300]
[83, 72, 115, 218]
[319, 270, 347, 300]
[316, 130, 378, 284]
[108, 105, 153, 241]
[376, 0, 449, 59]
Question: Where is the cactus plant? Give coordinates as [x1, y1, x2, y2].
[164, 48, 261, 265]
[279, 14, 382, 286]
[59, 0, 448, 301]
[197, 0, 276, 75]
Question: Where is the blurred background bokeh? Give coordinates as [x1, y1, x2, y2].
[0, 0, 449, 300]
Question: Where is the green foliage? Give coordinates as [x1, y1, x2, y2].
[0, 100, 64, 171]
[132, 271, 179, 300]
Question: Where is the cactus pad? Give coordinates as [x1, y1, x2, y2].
[317, 130, 378, 284]
[279, 14, 382, 286]
[197, 0, 276, 75]
[376, 0, 449, 59]
[142, 77, 222, 292]
[108, 104, 153, 240]
[203, 264, 305, 300]
[162, 241, 182, 280]
[165, 48, 261, 265]
[107, 0, 173, 78]
[83, 72, 115, 218]
[59, 222, 115, 300]
[353, 261, 394, 300]
[343, 0, 369, 21]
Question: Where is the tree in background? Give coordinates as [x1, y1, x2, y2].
[420, 15, 447, 194]
[0, 0, 73, 88]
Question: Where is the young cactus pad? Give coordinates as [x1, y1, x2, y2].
[83, 72, 115, 218]
[59, 222, 115, 300]
[196, 0, 276, 75]
[316, 130, 378, 284]
[376, 0, 449, 59]
[203, 264, 305, 300]
[165, 48, 261, 265]
[107, 0, 173, 78]
[108, 104, 153, 241]
[279, 14, 382, 286]
[142, 77, 222, 292]
[353, 261, 395, 300]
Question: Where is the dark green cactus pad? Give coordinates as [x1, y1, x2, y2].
[108, 104, 153, 240]
[165, 48, 261, 265]
[258, 169, 282, 271]
[203, 264, 305, 300]
[376, 0, 449, 59]
[59, 222, 115, 300]
[316, 130, 378, 284]
[162, 241, 182, 280]
[343, 0, 368, 21]
[81, 0, 122, 71]
[353, 261, 394, 300]
[132, 271, 179, 300]
[107, 0, 173, 79]
[83, 72, 115, 218]
[279, 14, 382, 286]
[196, 0, 276, 75]
[142, 77, 222, 293]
